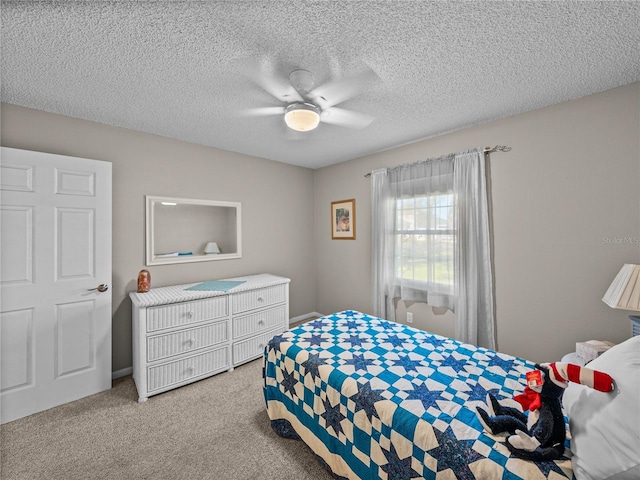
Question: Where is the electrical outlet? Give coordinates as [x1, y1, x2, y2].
[406, 312, 413, 323]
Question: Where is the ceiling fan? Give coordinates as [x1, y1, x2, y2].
[244, 68, 379, 133]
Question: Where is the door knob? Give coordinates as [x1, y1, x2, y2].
[88, 284, 109, 292]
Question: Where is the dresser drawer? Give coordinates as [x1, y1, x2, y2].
[147, 320, 228, 362]
[233, 328, 284, 366]
[147, 346, 228, 392]
[146, 296, 228, 332]
[232, 305, 286, 340]
[232, 284, 286, 314]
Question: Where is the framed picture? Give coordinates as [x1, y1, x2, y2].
[331, 199, 356, 240]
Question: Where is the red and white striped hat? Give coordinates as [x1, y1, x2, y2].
[540, 362, 614, 392]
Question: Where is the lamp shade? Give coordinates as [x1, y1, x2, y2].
[204, 242, 220, 254]
[284, 103, 320, 132]
[602, 264, 640, 311]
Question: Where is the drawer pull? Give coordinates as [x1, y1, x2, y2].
[257, 297, 264, 303]
[186, 311, 193, 319]
[186, 338, 195, 347]
[258, 320, 265, 326]
[185, 366, 195, 377]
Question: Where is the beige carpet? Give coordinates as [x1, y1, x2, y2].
[0, 359, 335, 480]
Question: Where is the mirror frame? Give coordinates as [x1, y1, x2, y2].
[145, 195, 242, 266]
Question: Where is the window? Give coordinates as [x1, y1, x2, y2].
[371, 149, 495, 348]
[395, 192, 455, 293]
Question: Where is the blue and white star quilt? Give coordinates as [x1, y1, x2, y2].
[263, 310, 574, 480]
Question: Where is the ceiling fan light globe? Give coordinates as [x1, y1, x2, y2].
[284, 103, 320, 132]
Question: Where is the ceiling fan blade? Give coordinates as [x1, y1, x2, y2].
[255, 75, 304, 103]
[241, 106, 285, 117]
[238, 55, 305, 103]
[320, 107, 375, 129]
[309, 68, 380, 108]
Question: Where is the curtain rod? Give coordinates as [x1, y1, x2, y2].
[483, 145, 512, 154]
[363, 145, 511, 177]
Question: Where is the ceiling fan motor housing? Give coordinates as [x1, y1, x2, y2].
[289, 69, 316, 93]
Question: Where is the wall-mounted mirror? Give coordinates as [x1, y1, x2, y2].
[146, 195, 242, 266]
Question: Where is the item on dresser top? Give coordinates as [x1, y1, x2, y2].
[575, 340, 615, 363]
[263, 310, 576, 480]
[184, 280, 246, 292]
[130, 274, 289, 403]
[137, 269, 151, 293]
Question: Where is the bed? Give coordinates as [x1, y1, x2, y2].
[262, 310, 576, 480]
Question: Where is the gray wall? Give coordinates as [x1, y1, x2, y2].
[1, 104, 316, 372]
[2, 82, 639, 370]
[314, 82, 640, 363]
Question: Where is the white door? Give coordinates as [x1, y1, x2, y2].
[1, 147, 112, 424]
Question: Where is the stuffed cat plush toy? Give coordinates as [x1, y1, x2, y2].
[476, 362, 614, 461]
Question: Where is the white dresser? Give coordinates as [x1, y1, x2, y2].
[130, 273, 290, 402]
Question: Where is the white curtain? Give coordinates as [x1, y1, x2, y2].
[371, 148, 496, 349]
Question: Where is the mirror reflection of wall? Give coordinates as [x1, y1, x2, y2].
[146, 196, 242, 265]
[154, 203, 237, 255]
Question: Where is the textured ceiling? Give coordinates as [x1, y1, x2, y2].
[2, 1, 639, 169]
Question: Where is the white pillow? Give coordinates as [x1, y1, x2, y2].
[562, 336, 640, 480]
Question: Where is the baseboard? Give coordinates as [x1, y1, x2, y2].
[112, 367, 133, 380]
[289, 312, 325, 325]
